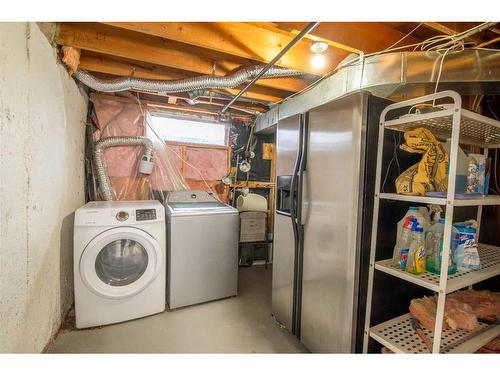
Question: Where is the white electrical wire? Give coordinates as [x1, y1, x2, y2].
[381, 132, 401, 193]
[277, 22, 496, 107]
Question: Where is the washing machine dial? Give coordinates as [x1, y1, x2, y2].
[116, 211, 129, 221]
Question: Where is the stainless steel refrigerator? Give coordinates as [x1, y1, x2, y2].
[272, 91, 392, 353]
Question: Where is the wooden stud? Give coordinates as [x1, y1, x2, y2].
[262, 143, 274, 160]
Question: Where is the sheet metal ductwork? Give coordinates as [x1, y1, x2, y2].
[74, 65, 303, 94]
[94, 136, 154, 201]
[255, 49, 500, 133]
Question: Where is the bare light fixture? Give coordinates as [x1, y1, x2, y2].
[310, 41, 328, 69]
[310, 41, 329, 54]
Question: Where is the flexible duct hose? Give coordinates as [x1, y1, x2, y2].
[74, 65, 303, 94]
[94, 136, 154, 201]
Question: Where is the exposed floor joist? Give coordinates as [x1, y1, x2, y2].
[55, 23, 308, 97]
[101, 22, 347, 75]
[269, 22, 422, 53]
[56, 22, 496, 117]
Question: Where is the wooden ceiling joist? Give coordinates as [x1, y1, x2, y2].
[422, 22, 485, 44]
[101, 22, 348, 75]
[95, 92, 253, 118]
[270, 22, 422, 54]
[55, 22, 307, 97]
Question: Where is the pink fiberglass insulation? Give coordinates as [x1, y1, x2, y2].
[91, 94, 229, 200]
[184, 147, 229, 181]
[91, 94, 189, 200]
[92, 95, 145, 178]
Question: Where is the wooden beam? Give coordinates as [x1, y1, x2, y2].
[288, 29, 361, 54]
[56, 23, 308, 94]
[101, 22, 349, 75]
[231, 181, 275, 189]
[477, 35, 500, 48]
[271, 22, 422, 53]
[137, 91, 267, 114]
[423, 22, 458, 36]
[422, 22, 484, 43]
[91, 92, 254, 118]
[78, 51, 286, 103]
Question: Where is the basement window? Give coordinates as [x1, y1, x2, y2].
[149, 115, 227, 146]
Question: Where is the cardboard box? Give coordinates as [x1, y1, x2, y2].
[239, 211, 267, 242]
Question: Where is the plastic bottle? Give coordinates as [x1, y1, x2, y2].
[393, 217, 416, 268]
[425, 217, 457, 275]
[392, 207, 429, 268]
[393, 207, 418, 268]
[406, 226, 425, 274]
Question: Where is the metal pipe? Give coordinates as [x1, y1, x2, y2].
[220, 22, 320, 114]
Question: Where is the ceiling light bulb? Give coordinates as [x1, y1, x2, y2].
[310, 41, 329, 54]
[311, 54, 326, 69]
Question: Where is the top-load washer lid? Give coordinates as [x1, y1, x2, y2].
[165, 190, 238, 217]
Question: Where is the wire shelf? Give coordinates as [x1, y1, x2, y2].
[370, 313, 500, 354]
[378, 193, 500, 206]
[383, 108, 500, 148]
[375, 244, 500, 293]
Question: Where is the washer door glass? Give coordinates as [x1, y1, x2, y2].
[95, 239, 149, 286]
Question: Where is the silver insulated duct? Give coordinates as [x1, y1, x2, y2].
[255, 49, 500, 133]
[94, 136, 154, 201]
[74, 65, 303, 94]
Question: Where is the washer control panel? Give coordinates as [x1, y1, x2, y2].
[135, 208, 157, 221]
[167, 190, 217, 203]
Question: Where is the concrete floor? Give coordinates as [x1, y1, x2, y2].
[48, 265, 307, 353]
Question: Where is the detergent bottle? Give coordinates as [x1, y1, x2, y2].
[406, 226, 425, 275]
[392, 207, 428, 268]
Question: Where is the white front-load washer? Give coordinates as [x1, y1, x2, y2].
[74, 200, 166, 328]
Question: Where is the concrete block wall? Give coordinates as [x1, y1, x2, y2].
[0, 23, 88, 352]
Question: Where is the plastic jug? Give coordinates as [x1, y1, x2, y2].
[406, 226, 425, 274]
[425, 218, 457, 275]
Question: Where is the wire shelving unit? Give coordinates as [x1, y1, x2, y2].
[362, 90, 500, 354]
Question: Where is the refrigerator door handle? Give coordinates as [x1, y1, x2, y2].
[289, 112, 304, 336]
[290, 115, 304, 228]
[296, 112, 309, 226]
[293, 112, 309, 338]
[299, 170, 309, 226]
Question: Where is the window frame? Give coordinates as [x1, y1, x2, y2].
[148, 112, 229, 147]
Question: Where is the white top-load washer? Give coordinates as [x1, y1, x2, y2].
[74, 200, 165, 328]
[165, 190, 239, 309]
